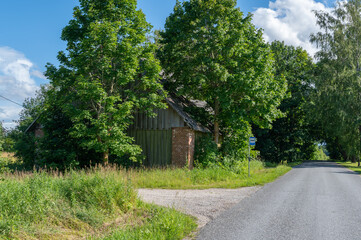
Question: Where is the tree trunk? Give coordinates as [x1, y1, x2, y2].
[97, 135, 109, 165]
[103, 150, 109, 165]
[214, 98, 220, 145]
[359, 126, 361, 167]
[341, 151, 348, 162]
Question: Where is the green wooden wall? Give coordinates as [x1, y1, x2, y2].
[128, 105, 187, 167]
[128, 129, 172, 167]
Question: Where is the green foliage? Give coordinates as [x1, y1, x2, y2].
[11, 128, 37, 169]
[0, 123, 12, 153]
[194, 135, 219, 168]
[11, 86, 48, 168]
[45, 0, 166, 164]
[253, 41, 316, 163]
[194, 130, 260, 174]
[159, 0, 286, 145]
[39, 98, 104, 169]
[312, 145, 330, 161]
[2, 137, 14, 152]
[220, 120, 252, 160]
[0, 158, 11, 174]
[323, 137, 346, 160]
[13, 85, 107, 170]
[310, 0, 361, 164]
[0, 122, 4, 152]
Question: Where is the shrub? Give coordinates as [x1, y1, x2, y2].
[194, 135, 220, 168]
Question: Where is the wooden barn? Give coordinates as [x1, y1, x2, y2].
[25, 95, 211, 169]
[128, 95, 211, 168]
[25, 116, 44, 138]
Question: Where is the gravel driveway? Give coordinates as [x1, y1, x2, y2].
[137, 187, 260, 228]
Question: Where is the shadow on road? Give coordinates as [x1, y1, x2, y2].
[292, 161, 361, 177]
[293, 161, 344, 169]
[332, 171, 359, 175]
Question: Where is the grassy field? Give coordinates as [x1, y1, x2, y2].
[0, 156, 295, 239]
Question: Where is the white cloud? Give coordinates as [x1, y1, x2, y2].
[0, 46, 40, 128]
[253, 0, 332, 56]
[0, 106, 22, 129]
[31, 70, 47, 80]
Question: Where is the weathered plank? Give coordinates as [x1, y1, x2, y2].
[128, 129, 172, 167]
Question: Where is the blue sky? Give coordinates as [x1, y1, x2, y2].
[0, 0, 272, 72]
[0, 0, 334, 128]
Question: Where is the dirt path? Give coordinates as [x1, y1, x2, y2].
[137, 187, 260, 229]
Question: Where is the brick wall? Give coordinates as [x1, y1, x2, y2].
[34, 127, 44, 138]
[171, 127, 195, 169]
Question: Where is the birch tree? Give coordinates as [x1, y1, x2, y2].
[311, 0, 361, 165]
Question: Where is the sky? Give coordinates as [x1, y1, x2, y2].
[0, 0, 335, 129]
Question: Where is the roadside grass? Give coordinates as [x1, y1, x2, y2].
[287, 160, 304, 167]
[97, 203, 197, 240]
[336, 161, 361, 174]
[0, 167, 196, 240]
[0, 158, 295, 239]
[128, 160, 293, 189]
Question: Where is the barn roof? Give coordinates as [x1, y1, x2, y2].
[25, 95, 212, 134]
[24, 115, 41, 133]
[165, 94, 211, 133]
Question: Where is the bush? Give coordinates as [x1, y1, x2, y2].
[194, 133, 262, 175]
[12, 128, 37, 169]
[0, 157, 10, 174]
[194, 135, 220, 168]
[222, 154, 264, 175]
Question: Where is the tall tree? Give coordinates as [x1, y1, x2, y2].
[45, 0, 166, 164]
[311, 0, 361, 165]
[253, 41, 316, 163]
[159, 0, 286, 145]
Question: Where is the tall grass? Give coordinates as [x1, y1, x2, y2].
[0, 167, 196, 239]
[0, 168, 137, 239]
[0, 159, 292, 239]
[99, 204, 197, 240]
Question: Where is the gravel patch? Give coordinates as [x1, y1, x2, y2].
[137, 187, 260, 229]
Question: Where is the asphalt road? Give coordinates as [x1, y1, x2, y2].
[197, 161, 361, 240]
